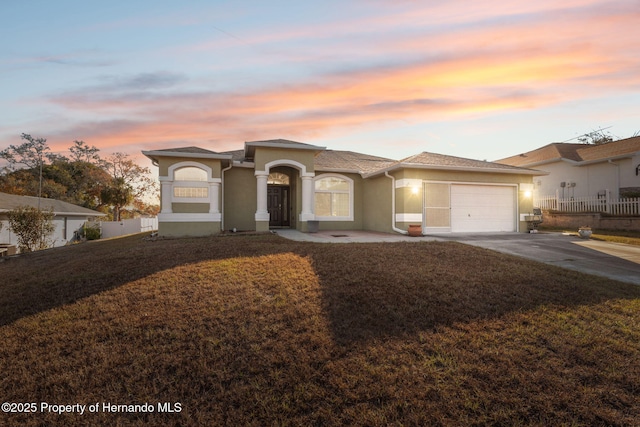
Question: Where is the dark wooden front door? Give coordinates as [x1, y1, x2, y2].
[268, 186, 290, 227]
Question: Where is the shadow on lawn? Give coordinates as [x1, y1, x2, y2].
[0, 233, 293, 326]
[2, 233, 639, 341]
[308, 241, 640, 345]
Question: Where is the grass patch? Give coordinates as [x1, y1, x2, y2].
[1, 234, 639, 426]
[541, 226, 640, 246]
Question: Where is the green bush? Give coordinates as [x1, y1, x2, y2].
[83, 224, 101, 240]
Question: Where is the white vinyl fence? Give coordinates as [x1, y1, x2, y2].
[100, 217, 158, 238]
[536, 194, 640, 216]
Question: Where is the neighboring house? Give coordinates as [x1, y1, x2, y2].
[0, 192, 105, 248]
[142, 139, 543, 237]
[497, 136, 640, 200]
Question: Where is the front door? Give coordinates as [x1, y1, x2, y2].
[268, 186, 290, 227]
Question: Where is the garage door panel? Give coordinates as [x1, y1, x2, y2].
[450, 185, 515, 232]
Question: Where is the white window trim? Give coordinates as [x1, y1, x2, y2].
[313, 173, 354, 221]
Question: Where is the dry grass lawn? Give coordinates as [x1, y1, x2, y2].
[1, 233, 639, 426]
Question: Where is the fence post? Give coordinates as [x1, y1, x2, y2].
[605, 189, 611, 214]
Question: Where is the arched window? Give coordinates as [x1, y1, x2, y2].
[172, 166, 208, 199]
[314, 174, 353, 220]
[268, 172, 290, 185]
[174, 166, 208, 181]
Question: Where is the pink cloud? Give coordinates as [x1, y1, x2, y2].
[25, 0, 640, 155]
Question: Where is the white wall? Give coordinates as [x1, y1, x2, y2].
[100, 217, 158, 239]
[535, 160, 626, 199]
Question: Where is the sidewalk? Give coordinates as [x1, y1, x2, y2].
[274, 229, 441, 243]
[573, 239, 640, 265]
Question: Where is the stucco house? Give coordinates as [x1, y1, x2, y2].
[0, 192, 105, 249]
[497, 136, 640, 200]
[142, 139, 544, 237]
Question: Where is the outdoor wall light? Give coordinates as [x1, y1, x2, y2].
[411, 186, 420, 195]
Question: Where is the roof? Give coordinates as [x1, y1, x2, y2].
[314, 150, 396, 174]
[144, 140, 543, 177]
[497, 136, 640, 167]
[365, 152, 544, 177]
[0, 192, 105, 217]
[244, 139, 326, 159]
[142, 147, 233, 163]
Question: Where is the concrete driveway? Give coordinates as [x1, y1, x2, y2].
[276, 229, 640, 286]
[440, 232, 640, 286]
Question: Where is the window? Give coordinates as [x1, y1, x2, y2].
[174, 166, 207, 181]
[268, 172, 289, 185]
[314, 175, 353, 220]
[174, 187, 208, 198]
[171, 165, 209, 200]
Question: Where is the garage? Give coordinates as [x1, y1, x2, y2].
[450, 184, 516, 232]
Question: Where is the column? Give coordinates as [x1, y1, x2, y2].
[209, 181, 220, 214]
[160, 180, 173, 214]
[299, 174, 315, 221]
[255, 172, 269, 221]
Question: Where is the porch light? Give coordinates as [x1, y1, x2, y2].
[520, 183, 534, 198]
[411, 185, 420, 195]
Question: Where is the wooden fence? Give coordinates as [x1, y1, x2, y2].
[536, 195, 640, 216]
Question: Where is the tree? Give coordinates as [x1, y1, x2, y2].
[8, 206, 55, 252]
[101, 177, 133, 222]
[69, 140, 101, 164]
[577, 129, 615, 145]
[102, 152, 157, 221]
[0, 133, 52, 172]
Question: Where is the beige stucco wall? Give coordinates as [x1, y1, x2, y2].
[223, 166, 256, 231]
[253, 148, 316, 173]
[157, 156, 222, 178]
[159, 221, 221, 237]
[362, 174, 393, 233]
[172, 203, 209, 213]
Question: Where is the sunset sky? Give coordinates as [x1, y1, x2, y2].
[1, 0, 639, 166]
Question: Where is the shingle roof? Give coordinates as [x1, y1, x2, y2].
[497, 136, 640, 166]
[576, 136, 640, 162]
[396, 152, 538, 173]
[0, 192, 105, 216]
[145, 142, 542, 176]
[314, 150, 396, 174]
[155, 146, 221, 155]
[220, 149, 246, 161]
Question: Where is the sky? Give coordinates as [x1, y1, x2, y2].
[1, 0, 639, 168]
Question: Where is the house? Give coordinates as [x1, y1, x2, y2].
[496, 136, 640, 200]
[142, 139, 544, 237]
[0, 192, 105, 249]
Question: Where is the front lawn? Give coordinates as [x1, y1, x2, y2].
[1, 234, 639, 426]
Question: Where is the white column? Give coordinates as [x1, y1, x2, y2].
[299, 174, 315, 221]
[255, 172, 269, 221]
[160, 180, 173, 214]
[209, 181, 221, 214]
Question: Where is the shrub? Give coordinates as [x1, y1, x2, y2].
[7, 206, 55, 252]
[83, 223, 101, 240]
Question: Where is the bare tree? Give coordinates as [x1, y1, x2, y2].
[0, 133, 51, 171]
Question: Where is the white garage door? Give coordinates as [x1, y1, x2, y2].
[450, 185, 515, 232]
